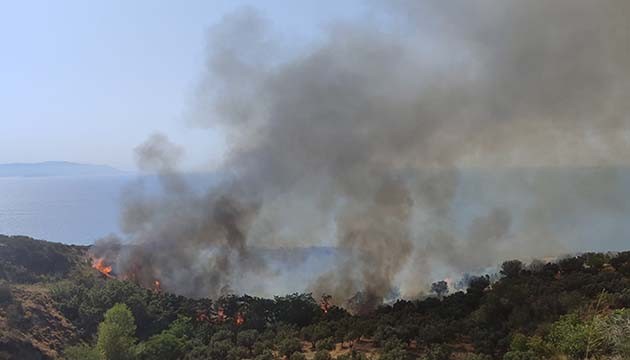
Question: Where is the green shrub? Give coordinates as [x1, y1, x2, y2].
[381, 338, 410, 360]
[253, 349, 274, 360]
[316, 336, 335, 351]
[597, 309, 630, 357]
[547, 313, 606, 359]
[137, 332, 185, 360]
[289, 352, 307, 360]
[419, 344, 452, 360]
[64, 343, 100, 360]
[502, 350, 538, 360]
[463, 354, 492, 360]
[237, 329, 259, 350]
[96, 303, 137, 360]
[227, 346, 249, 360]
[313, 350, 332, 360]
[278, 337, 302, 358]
[208, 339, 233, 359]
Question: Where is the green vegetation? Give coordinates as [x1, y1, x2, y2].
[96, 303, 137, 360]
[0, 235, 86, 283]
[0, 236, 629, 359]
[49, 252, 630, 359]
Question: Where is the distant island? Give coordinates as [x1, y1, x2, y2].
[0, 161, 126, 177]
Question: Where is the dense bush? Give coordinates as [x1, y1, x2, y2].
[313, 350, 332, 360]
[64, 343, 100, 360]
[96, 303, 137, 360]
[42, 248, 630, 359]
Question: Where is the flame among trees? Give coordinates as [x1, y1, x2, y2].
[91, 257, 113, 278]
[90, 256, 165, 295]
[58, 251, 630, 360]
[152, 280, 161, 293]
[320, 294, 332, 315]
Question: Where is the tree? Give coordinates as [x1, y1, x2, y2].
[610, 251, 630, 275]
[501, 260, 523, 278]
[595, 309, 630, 357]
[278, 337, 302, 358]
[547, 313, 599, 359]
[421, 344, 451, 360]
[502, 350, 539, 360]
[237, 329, 259, 354]
[463, 354, 491, 360]
[164, 316, 194, 339]
[313, 350, 332, 360]
[208, 340, 233, 360]
[343, 329, 361, 347]
[374, 325, 398, 346]
[290, 352, 307, 360]
[96, 303, 137, 360]
[227, 346, 249, 360]
[64, 343, 100, 360]
[502, 333, 548, 360]
[312, 322, 333, 347]
[380, 338, 409, 360]
[467, 275, 490, 296]
[315, 337, 334, 351]
[253, 349, 274, 360]
[431, 281, 448, 299]
[137, 332, 185, 360]
[273, 293, 319, 327]
[211, 329, 234, 343]
[300, 324, 316, 348]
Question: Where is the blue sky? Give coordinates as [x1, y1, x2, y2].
[0, 0, 364, 170]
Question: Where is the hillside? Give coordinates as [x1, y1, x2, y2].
[0, 162, 126, 177]
[0, 236, 88, 359]
[0, 235, 629, 359]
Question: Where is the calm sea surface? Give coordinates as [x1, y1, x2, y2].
[0, 176, 132, 245]
[1, 169, 629, 253]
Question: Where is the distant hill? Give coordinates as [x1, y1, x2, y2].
[0, 161, 126, 177]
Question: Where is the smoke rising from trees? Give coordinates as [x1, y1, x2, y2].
[92, 0, 630, 308]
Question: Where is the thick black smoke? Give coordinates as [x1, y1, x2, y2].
[94, 1, 630, 306]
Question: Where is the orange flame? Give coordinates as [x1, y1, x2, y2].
[216, 307, 227, 323]
[320, 294, 332, 314]
[235, 312, 245, 326]
[91, 257, 113, 278]
[153, 279, 162, 293]
[196, 311, 210, 323]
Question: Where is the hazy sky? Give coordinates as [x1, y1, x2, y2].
[0, 0, 363, 170]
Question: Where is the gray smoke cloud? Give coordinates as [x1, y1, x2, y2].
[94, 1, 630, 307]
[91, 134, 266, 298]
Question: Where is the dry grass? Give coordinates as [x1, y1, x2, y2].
[0, 283, 77, 359]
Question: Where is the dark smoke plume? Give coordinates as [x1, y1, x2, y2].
[94, 1, 630, 306]
[91, 134, 265, 298]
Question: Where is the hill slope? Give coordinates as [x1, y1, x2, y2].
[0, 236, 88, 359]
[0, 235, 629, 359]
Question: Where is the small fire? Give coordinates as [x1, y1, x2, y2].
[91, 257, 113, 278]
[196, 311, 210, 323]
[196, 308, 235, 325]
[216, 307, 227, 323]
[320, 294, 332, 314]
[235, 312, 245, 326]
[153, 279, 161, 293]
